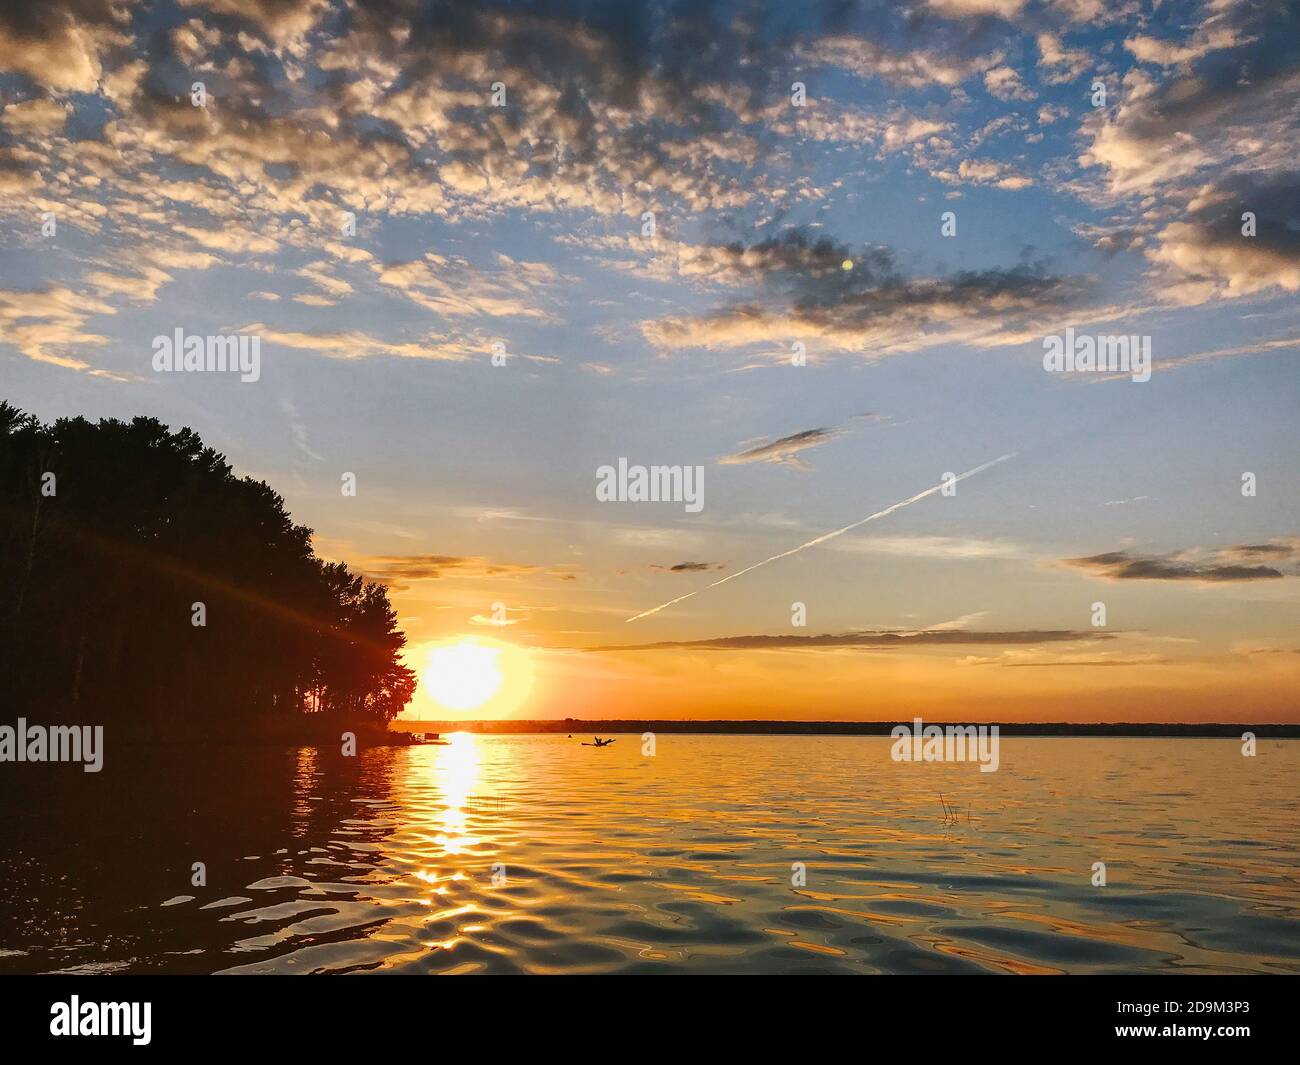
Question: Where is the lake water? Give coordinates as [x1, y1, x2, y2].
[1, 734, 1297, 974]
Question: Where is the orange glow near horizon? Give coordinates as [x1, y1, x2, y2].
[396, 632, 1300, 724]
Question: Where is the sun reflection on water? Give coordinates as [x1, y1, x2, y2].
[17, 736, 1293, 975]
[433, 732, 480, 857]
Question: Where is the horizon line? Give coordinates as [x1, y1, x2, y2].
[391, 719, 1300, 737]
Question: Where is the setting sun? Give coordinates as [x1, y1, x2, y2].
[411, 636, 536, 717]
[421, 638, 503, 711]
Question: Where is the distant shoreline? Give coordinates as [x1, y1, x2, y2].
[391, 719, 1300, 738]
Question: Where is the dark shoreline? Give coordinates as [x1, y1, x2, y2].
[4, 719, 425, 750]
[394, 719, 1300, 738]
[23, 721, 1292, 752]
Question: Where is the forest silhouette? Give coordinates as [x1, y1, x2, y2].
[0, 403, 415, 737]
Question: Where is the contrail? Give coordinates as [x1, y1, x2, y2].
[625, 453, 1016, 623]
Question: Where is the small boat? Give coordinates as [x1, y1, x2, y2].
[413, 732, 450, 745]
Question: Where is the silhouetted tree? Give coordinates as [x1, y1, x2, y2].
[0, 404, 415, 734]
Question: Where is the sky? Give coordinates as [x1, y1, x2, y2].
[1, 0, 1298, 723]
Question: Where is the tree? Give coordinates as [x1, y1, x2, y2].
[0, 405, 415, 734]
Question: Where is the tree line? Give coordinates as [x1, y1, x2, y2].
[0, 403, 415, 735]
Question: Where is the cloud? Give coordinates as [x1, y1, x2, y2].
[9, 0, 825, 241]
[929, 610, 990, 631]
[178, 0, 331, 45]
[0, 283, 114, 370]
[719, 427, 838, 469]
[1064, 540, 1300, 583]
[650, 561, 727, 574]
[641, 240, 1085, 358]
[1147, 171, 1300, 304]
[1, 97, 69, 134]
[251, 325, 472, 362]
[1, 0, 1291, 396]
[803, 34, 1000, 89]
[1082, 3, 1300, 198]
[1215, 539, 1300, 563]
[984, 65, 1035, 102]
[0, 0, 124, 92]
[360, 554, 579, 589]
[961, 650, 1173, 668]
[172, 224, 279, 257]
[589, 629, 1112, 652]
[374, 254, 560, 322]
[312, 0, 850, 217]
[1036, 31, 1091, 84]
[1047, 0, 1121, 24]
[566, 229, 923, 296]
[1125, 26, 1250, 68]
[927, 0, 1027, 18]
[830, 536, 1028, 560]
[612, 229, 868, 289]
[767, 101, 951, 155]
[296, 261, 355, 300]
[84, 266, 173, 304]
[1073, 220, 1148, 256]
[934, 158, 1034, 190]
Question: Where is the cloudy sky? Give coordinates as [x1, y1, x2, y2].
[2, 0, 1298, 722]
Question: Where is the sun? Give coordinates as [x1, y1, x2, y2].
[421, 638, 504, 711]
[410, 635, 536, 718]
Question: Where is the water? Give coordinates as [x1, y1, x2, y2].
[1, 735, 1297, 974]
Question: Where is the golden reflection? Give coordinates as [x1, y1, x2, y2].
[434, 732, 480, 856]
[290, 745, 320, 834]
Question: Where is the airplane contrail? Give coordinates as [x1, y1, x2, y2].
[625, 453, 1017, 623]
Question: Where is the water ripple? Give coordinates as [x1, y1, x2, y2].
[1, 735, 1297, 974]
